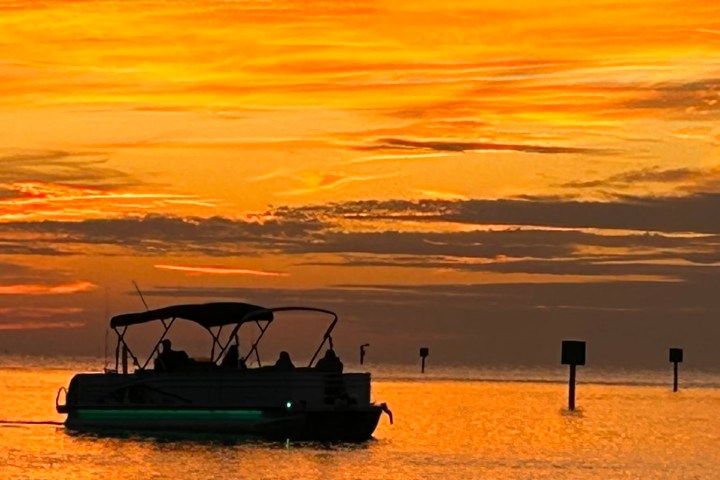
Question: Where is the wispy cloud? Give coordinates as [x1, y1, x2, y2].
[303, 254, 720, 280]
[0, 281, 96, 295]
[0, 214, 325, 257]
[155, 264, 289, 277]
[0, 181, 216, 222]
[624, 78, 720, 116]
[358, 138, 611, 155]
[0, 261, 38, 280]
[0, 150, 133, 187]
[277, 194, 720, 234]
[0, 307, 84, 317]
[348, 152, 456, 165]
[561, 166, 704, 189]
[276, 172, 394, 196]
[247, 167, 297, 183]
[696, 28, 720, 36]
[413, 189, 469, 201]
[0, 321, 85, 331]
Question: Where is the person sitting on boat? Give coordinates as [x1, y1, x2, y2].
[220, 344, 247, 370]
[221, 344, 239, 368]
[155, 339, 189, 372]
[273, 351, 295, 371]
[315, 348, 344, 373]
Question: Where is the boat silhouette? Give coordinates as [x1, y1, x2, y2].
[56, 302, 391, 442]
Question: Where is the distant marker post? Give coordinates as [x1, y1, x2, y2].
[561, 340, 586, 411]
[419, 347, 429, 373]
[669, 348, 683, 392]
[360, 344, 369, 365]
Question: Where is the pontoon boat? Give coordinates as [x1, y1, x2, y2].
[56, 302, 391, 441]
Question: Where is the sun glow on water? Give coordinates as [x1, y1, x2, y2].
[3, 364, 720, 479]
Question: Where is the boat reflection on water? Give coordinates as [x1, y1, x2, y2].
[56, 302, 392, 442]
[63, 427, 381, 450]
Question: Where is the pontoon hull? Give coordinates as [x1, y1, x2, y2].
[58, 370, 384, 441]
[64, 407, 382, 441]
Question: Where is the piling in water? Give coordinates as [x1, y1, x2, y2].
[669, 348, 683, 392]
[360, 344, 369, 365]
[419, 347, 429, 373]
[561, 340, 586, 411]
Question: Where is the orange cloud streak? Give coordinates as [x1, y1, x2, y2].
[0, 307, 84, 317]
[0, 281, 96, 295]
[0, 182, 216, 222]
[0, 321, 85, 331]
[277, 172, 395, 197]
[154, 264, 290, 277]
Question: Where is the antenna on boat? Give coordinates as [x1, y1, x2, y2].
[132, 280, 150, 311]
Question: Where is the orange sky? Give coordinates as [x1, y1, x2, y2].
[0, 0, 719, 365]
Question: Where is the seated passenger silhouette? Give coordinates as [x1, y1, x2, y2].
[274, 351, 295, 371]
[221, 344, 239, 368]
[221, 344, 247, 369]
[155, 339, 189, 372]
[315, 349, 343, 373]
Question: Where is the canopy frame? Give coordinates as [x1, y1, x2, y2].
[110, 304, 339, 373]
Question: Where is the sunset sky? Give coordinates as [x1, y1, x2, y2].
[1, 0, 719, 366]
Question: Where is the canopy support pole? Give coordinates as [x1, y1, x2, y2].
[308, 316, 338, 367]
[114, 326, 141, 373]
[210, 326, 224, 362]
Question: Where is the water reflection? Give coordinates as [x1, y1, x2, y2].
[2, 362, 720, 479]
[64, 427, 377, 451]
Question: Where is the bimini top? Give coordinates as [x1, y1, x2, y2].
[110, 302, 274, 329]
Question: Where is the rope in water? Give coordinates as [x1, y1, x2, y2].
[0, 420, 64, 426]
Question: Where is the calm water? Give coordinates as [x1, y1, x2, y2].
[2, 357, 720, 479]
